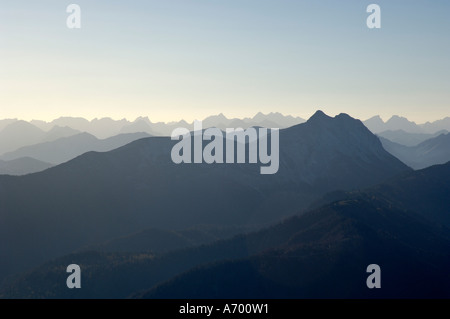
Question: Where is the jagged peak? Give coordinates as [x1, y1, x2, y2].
[307, 110, 332, 122]
[387, 115, 411, 123]
[366, 115, 384, 122]
[133, 116, 151, 124]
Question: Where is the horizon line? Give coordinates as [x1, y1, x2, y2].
[1, 111, 449, 126]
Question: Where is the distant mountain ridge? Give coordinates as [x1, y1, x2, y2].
[377, 129, 448, 147]
[0, 121, 81, 155]
[0, 111, 409, 283]
[0, 157, 53, 176]
[1, 132, 151, 165]
[380, 133, 450, 169]
[0, 110, 448, 299]
[0, 112, 305, 141]
[0, 113, 305, 157]
[3, 113, 450, 141]
[364, 115, 450, 134]
[1, 113, 449, 157]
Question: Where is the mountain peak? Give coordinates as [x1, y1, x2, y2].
[308, 110, 332, 123]
[252, 112, 266, 122]
[366, 115, 383, 122]
[134, 116, 151, 124]
[385, 115, 421, 133]
[336, 113, 352, 120]
[2, 120, 42, 133]
[386, 115, 415, 124]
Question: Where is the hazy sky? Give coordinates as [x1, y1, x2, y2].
[1, 0, 449, 123]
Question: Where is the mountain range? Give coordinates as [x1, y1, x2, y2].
[0, 111, 409, 285]
[0, 113, 305, 173]
[363, 115, 450, 134]
[0, 158, 53, 176]
[1, 113, 449, 177]
[0, 121, 80, 155]
[376, 129, 449, 147]
[2, 161, 449, 298]
[380, 133, 450, 169]
[1, 112, 305, 142]
[1, 132, 151, 165]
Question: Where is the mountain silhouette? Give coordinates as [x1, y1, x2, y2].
[48, 117, 92, 133]
[0, 157, 54, 176]
[363, 115, 385, 134]
[380, 133, 450, 170]
[137, 161, 450, 298]
[40, 126, 81, 142]
[0, 121, 46, 155]
[1, 132, 151, 165]
[0, 122, 82, 156]
[119, 119, 158, 136]
[3, 162, 449, 299]
[2, 113, 304, 141]
[198, 112, 304, 131]
[364, 115, 450, 135]
[0, 111, 409, 283]
[31, 117, 129, 139]
[0, 119, 18, 132]
[364, 115, 421, 134]
[278, 111, 408, 191]
[421, 117, 450, 134]
[252, 112, 304, 128]
[385, 116, 422, 133]
[138, 197, 450, 299]
[377, 129, 448, 147]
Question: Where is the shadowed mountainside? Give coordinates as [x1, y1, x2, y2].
[2, 162, 449, 298]
[380, 133, 450, 170]
[377, 129, 448, 147]
[0, 111, 409, 285]
[0, 157, 53, 176]
[1, 132, 151, 165]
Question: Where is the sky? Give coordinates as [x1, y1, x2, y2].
[1, 0, 449, 123]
